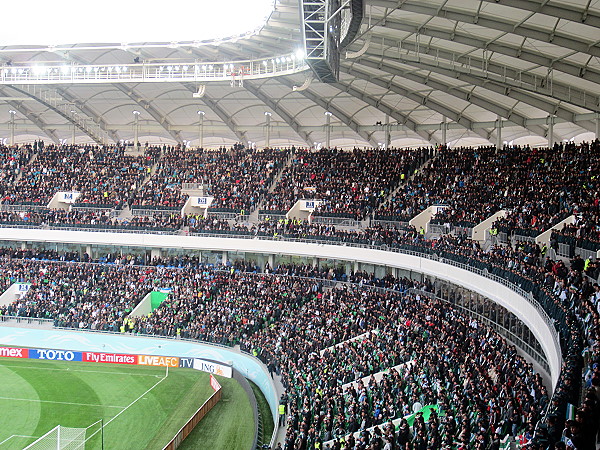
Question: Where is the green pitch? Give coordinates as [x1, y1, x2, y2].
[0, 358, 253, 450]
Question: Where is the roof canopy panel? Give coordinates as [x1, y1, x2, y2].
[0, 0, 598, 148]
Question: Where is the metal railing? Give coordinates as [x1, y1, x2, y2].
[46, 225, 179, 235]
[576, 247, 598, 261]
[0, 204, 48, 212]
[0, 54, 309, 85]
[131, 208, 182, 217]
[372, 219, 410, 228]
[310, 216, 361, 227]
[0, 315, 54, 326]
[557, 243, 571, 258]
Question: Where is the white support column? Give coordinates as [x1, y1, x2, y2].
[264, 112, 272, 148]
[596, 113, 599, 140]
[8, 110, 16, 146]
[325, 111, 332, 148]
[441, 116, 447, 147]
[344, 261, 351, 275]
[385, 115, 391, 149]
[222, 251, 228, 266]
[197, 111, 205, 149]
[547, 115, 555, 149]
[496, 115, 502, 151]
[133, 110, 140, 149]
[70, 110, 77, 144]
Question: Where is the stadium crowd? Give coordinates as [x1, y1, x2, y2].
[130, 146, 289, 212]
[261, 147, 430, 220]
[377, 142, 599, 241]
[0, 140, 598, 449]
[0, 214, 597, 448]
[0, 256, 550, 449]
[1, 144, 157, 207]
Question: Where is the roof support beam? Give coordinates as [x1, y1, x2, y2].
[479, 0, 600, 29]
[334, 78, 441, 144]
[364, 36, 600, 112]
[243, 80, 314, 146]
[347, 58, 548, 137]
[277, 77, 379, 147]
[53, 51, 179, 144]
[53, 87, 121, 143]
[0, 87, 60, 144]
[1, 116, 590, 135]
[9, 85, 105, 144]
[181, 83, 248, 144]
[363, 15, 600, 85]
[114, 84, 183, 144]
[341, 65, 495, 142]
[369, 1, 600, 57]
[369, 54, 596, 132]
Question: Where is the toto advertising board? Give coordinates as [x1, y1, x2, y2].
[0, 346, 232, 378]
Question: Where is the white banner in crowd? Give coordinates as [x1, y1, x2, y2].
[58, 192, 80, 204]
[190, 196, 214, 208]
[300, 199, 323, 212]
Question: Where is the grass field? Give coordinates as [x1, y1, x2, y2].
[0, 357, 254, 450]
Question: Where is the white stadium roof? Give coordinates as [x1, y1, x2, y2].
[0, 0, 599, 148]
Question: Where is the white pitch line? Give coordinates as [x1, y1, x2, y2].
[0, 364, 162, 377]
[0, 396, 125, 409]
[86, 366, 169, 441]
[0, 434, 38, 446]
[105, 368, 168, 426]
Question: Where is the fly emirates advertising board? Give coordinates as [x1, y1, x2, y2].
[0, 346, 233, 377]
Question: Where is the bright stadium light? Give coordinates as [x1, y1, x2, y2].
[0, 0, 276, 46]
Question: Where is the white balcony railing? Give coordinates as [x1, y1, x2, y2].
[0, 53, 308, 85]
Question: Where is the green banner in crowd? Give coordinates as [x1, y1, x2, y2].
[403, 405, 440, 428]
[150, 291, 169, 311]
